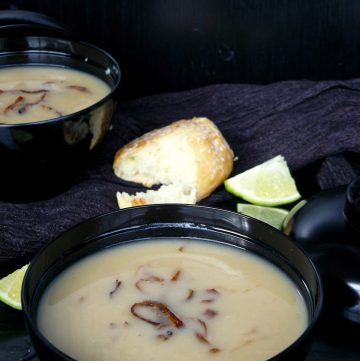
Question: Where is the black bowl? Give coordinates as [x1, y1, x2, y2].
[0, 36, 121, 202]
[22, 204, 323, 361]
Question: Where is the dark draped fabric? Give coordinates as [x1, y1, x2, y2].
[1, 80, 360, 263]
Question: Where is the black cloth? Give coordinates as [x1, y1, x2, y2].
[1, 80, 360, 263]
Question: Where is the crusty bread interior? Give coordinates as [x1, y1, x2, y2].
[116, 184, 197, 209]
[113, 117, 234, 208]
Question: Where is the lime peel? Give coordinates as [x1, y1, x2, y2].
[236, 203, 289, 230]
[282, 199, 307, 234]
[224, 155, 301, 206]
[0, 263, 29, 310]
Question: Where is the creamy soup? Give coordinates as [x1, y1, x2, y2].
[0, 66, 110, 124]
[37, 239, 308, 361]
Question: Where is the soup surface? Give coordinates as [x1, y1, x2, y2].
[0, 66, 110, 124]
[37, 239, 308, 361]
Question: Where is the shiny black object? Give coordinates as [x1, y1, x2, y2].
[289, 178, 360, 324]
[22, 204, 323, 361]
[0, 36, 121, 202]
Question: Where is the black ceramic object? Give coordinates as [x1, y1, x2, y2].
[0, 36, 121, 202]
[22, 204, 323, 361]
[288, 178, 360, 324]
[288, 185, 348, 248]
[0, 9, 73, 39]
[344, 177, 360, 241]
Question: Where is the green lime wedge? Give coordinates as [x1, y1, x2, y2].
[236, 203, 289, 230]
[224, 155, 301, 206]
[0, 264, 28, 310]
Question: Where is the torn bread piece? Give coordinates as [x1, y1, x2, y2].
[113, 117, 234, 208]
[116, 184, 197, 208]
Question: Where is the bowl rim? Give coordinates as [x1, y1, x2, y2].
[21, 204, 324, 361]
[0, 36, 121, 128]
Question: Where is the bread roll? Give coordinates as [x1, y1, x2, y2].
[113, 117, 234, 207]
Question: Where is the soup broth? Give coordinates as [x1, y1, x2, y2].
[37, 239, 308, 361]
[0, 66, 110, 124]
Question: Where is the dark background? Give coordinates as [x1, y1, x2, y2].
[2, 0, 360, 98]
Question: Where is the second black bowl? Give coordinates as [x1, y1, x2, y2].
[0, 36, 121, 202]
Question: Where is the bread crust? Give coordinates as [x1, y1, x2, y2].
[113, 117, 234, 201]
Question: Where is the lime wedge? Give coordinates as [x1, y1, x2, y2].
[0, 264, 28, 310]
[224, 155, 301, 206]
[282, 199, 307, 234]
[237, 203, 289, 230]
